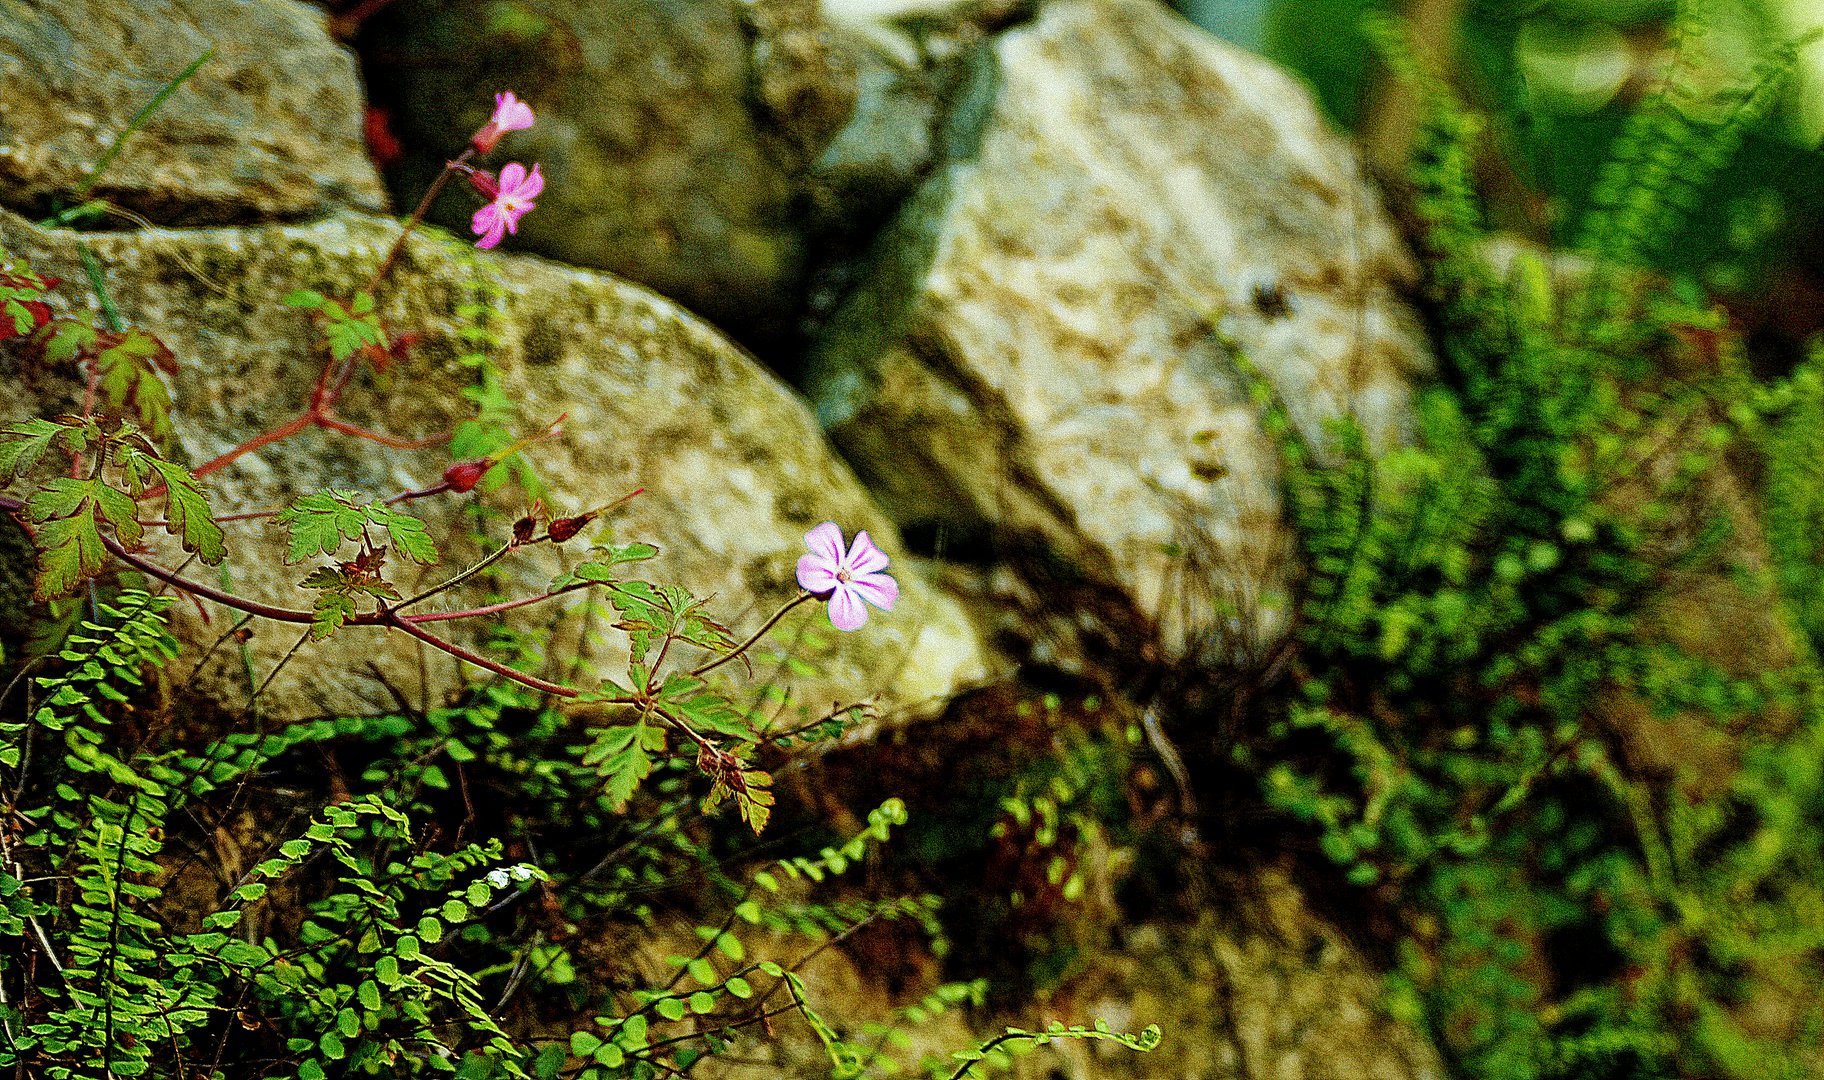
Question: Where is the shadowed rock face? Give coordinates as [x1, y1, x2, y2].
[0, 0, 386, 224]
[0, 209, 990, 722]
[805, 0, 1433, 677]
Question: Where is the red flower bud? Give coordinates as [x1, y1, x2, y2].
[443, 459, 488, 492]
[547, 515, 590, 543]
[464, 166, 501, 201]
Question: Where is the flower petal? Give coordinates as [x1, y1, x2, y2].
[492, 92, 535, 132]
[499, 162, 527, 191]
[471, 206, 506, 249]
[804, 522, 846, 566]
[516, 162, 545, 199]
[848, 571, 898, 612]
[845, 530, 889, 575]
[796, 555, 840, 595]
[827, 585, 869, 631]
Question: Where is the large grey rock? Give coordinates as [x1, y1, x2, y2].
[0, 0, 386, 224]
[365, 0, 857, 342]
[0, 210, 989, 721]
[805, 0, 1433, 673]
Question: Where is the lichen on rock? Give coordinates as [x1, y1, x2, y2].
[0, 208, 989, 722]
[0, 0, 386, 224]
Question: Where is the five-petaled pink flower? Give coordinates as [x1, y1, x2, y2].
[797, 522, 898, 632]
[472, 91, 536, 155]
[470, 163, 544, 250]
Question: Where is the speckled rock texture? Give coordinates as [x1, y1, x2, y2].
[364, 0, 857, 342]
[615, 867, 1445, 1080]
[805, 0, 1433, 674]
[0, 0, 386, 223]
[0, 209, 989, 721]
[1032, 869, 1445, 1080]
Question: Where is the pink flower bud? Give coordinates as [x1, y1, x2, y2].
[464, 167, 501, 201]
[471, 91, 536, 155]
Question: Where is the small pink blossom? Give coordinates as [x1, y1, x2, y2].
[471, 91, 536, 155]
[796, 522, 898, 632]
[470, 162, 543, 250]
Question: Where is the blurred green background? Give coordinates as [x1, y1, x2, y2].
[1178, 0, 1824, 365]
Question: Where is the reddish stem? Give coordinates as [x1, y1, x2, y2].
[1, 493, 580, 698]
[367, 151, 473, 294]
[317, 415, 447, 450]
[385, 614, 577, 698]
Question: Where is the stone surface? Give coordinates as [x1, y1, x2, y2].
[0, 209, 990, 722]
[804, 0, 1433, 674]
[0, 0, 386, 224]
[363, 0, 857, 343]
[661, 872, 1446, 1080]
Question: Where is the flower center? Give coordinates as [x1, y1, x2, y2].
[835, 567, 853, 584]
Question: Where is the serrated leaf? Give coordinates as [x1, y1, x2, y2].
[147, 458, 224, 564]
[276, 490, 368, 562]
[40, 321, 97, 365]
[25, 477, 94, 521]
[598, 740, 652, 812]
[31, 502, 105, 600]
[96, 329, 176, 439]
[92, 482, 143, 547]
[0, 419, 64, 483]
[377, 509, 437, 565]
[312, 592, 357, 641]
[284, 289, 326, 309]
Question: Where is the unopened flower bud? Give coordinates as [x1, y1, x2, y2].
[547, 515, 590, 543]
[443, 459, 489, 493]
[465, 167, 501, 201]
[471, 91, 535, 156]
[511, 514, 538, 547]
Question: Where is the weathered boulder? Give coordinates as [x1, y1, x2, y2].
[0, 0, 386, 224]
[805, 0, 1433, 674]
[363, 0, 857, 343]
[0, 209, 990, 721]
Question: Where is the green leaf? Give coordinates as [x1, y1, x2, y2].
[283, 289, 326, 309]
[30, 501, 105, 600]
[147, 458, 224, 564]
[655, 997, 686, 1023]
[377, 508, 438, 565]
[92, 482, 143, 547]
[570, 1031, 603, 1056]
[275, 490, 369, 562]
[96, 329, 176, 439]
[0, 419, 65, 483]
[25, 476, 95, 521]
[40, 321, 98, 365]
[312, 591, 357, 641]
[597, 738, 653, 812]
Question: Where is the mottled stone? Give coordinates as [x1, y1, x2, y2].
[673, 869, 1445, 1080]
[365, 0, 857, 342]
[0, 0, 385, 223]
[0, 209, 989, 721]
[805, 0, 1432, 673]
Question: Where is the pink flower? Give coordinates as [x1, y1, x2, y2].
[470, 163, 543, 250]
[796, 522, 898, 632]
[471, 91, 535, 155]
